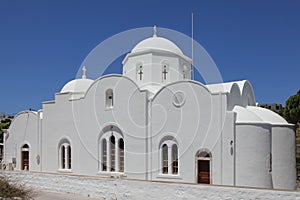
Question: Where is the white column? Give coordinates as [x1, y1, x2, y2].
[107, 139, 111, 172]
[116, 139, 120, 172]
[65, 144, 69, 169]
[168, 146, 172, 174]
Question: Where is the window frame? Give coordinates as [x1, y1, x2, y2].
[119, 138, 125, 172]
[58, 139, 72, 172]
[21, 144, 30, 171]
[98, 127, 125, 175]
[102, 138, 107, 171]
[105, 89, 114, 109]
[171, 144, 178, 175]
[159, 139, 180, 176]
[162, 144, 168, 174]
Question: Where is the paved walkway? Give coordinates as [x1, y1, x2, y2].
[34, 190, 103, 200]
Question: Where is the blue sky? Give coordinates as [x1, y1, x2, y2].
[0, 0, 299, 114]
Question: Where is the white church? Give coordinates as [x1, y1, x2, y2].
[3, 28, 296, 190]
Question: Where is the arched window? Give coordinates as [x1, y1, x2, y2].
[199, 151, 211, 158]
[106, 89, 113, 108]
[102, 139, 107, 171]
[119, 138, 124, 172]
[160, 138, 179, 176]
[99, 126, 124, 173]
[172, 144, 178, 174]
[59, 140, 71, 170]
[110, 135, 116, 172]
[162, 144, 168, 174]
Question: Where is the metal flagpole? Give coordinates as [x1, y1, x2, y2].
[192, 12, 194, 80]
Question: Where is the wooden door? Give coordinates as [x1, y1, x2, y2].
[21, 151, 29, 170]
[197, 160, 210, 184]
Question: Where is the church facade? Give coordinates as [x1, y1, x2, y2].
[3, 30, 296, 190]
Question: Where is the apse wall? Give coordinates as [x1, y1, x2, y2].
[272, 125, 296, 190]
[235, 124, 272, 188]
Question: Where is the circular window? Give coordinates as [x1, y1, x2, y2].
[173, 91, 186, 107]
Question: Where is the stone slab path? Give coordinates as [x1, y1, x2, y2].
[34, 190, 103, 200]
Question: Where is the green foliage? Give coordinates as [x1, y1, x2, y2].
[1, 118, 11, 124]
[297, 157, 300, 180]
[0, 118, 11, 143]
[0, 175, 34, 199]
[283, 90, 300, 125]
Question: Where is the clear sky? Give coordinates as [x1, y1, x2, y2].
[0, 0, 299, 114]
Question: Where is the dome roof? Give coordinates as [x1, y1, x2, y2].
[132, 36, 183, 55]
[60, 78, 94, 93]
[247, 106, 288, 125]
[233, 106, 264, 123]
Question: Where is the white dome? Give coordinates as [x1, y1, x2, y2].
[60, 79, 94, 93]
[233, 106, 264, 123]
[132, 36, 183, 55]
[247, 106, 288, 125]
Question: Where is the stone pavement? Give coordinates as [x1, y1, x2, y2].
[34, 190, 103, 200]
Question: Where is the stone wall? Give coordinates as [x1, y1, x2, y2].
[296, 125, 300, 159]
[296, 124, 300, 188]
[1, 171, 299, 200]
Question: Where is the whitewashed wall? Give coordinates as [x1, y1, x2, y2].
[151, 81, 226, 184]
[41, 75, 148, 179]
[5, 111, 39, 171]
[2, 171, 299, 200]
[235, 123, 272, 188]
[272, 125, 296, 190]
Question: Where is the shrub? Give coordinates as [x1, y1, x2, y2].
[0, 175, 34, 199]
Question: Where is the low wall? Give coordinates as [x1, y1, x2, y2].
[1, 171, 299, 200]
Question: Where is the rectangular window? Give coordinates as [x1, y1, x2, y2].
[162, 144, 168, 174]
[61, 146, 65, 169]
[172, 145, 178, 174]
[110, 136, 116, 172]
[119, 139, 124, 172]
[68, 146, 71, 169]
[102, 140, 107, 171]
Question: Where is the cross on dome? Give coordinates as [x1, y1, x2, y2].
[153, 25, 157, 37]
[82, 66, 87, 79]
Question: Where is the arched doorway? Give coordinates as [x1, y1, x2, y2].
[196, 150, 211, 184]
[21, 144, 29, 170]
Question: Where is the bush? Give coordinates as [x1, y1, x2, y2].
[283, 90, 300, 125]
[0, 175, 34, 199]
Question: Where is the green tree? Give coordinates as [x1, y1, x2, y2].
[0, 119, 11, 143]
[283, 90, 300, 125]
[1, 118, 11, 124]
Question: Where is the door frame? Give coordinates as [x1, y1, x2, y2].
[21, 144, 30, 171]
[195, 149, 212, 184]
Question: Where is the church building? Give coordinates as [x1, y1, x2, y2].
[3, 28, 296, 190]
